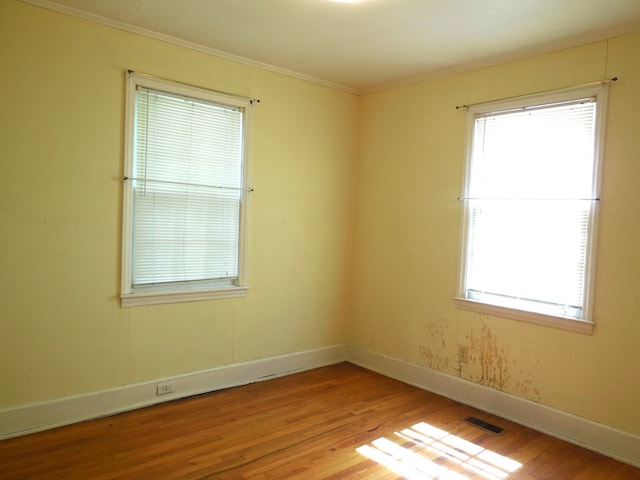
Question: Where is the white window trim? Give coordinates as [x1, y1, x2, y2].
[121, 286, 249, 308]
[453, 297, 594, 335]
[120, 72, 253, 307]
[456, 83, 609, 334]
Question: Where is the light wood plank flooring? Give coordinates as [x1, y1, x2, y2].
[1, 363, 638, 479]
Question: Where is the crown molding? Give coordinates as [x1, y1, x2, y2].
[20, 0, 359, 95]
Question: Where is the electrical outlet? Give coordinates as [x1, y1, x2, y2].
[458, 345, 469, 364]
[156, 382, 174, 396]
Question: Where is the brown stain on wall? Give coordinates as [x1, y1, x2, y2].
[469, 323, 510, 391]
[514, 362, 542, 400]
[418, 318, 450, 371]
[467, 321, 542, 402]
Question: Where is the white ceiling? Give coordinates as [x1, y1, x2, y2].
[24, 0, 640, 93]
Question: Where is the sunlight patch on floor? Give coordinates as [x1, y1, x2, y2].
[357, 421, 522, 480]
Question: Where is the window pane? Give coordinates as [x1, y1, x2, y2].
[470, 101, 596, 200]
[467, 200, 588, 315]
[131, 88, 244, 288]
[460, 87, 604, 322]
[132, 182, 240, 285]
[135, 89, 243, 190]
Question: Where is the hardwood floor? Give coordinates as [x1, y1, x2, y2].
[1, 363, 638, 479]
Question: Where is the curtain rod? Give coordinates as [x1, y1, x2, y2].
[457, 197, 600, 202]
[127, 69, 261, 104]
[123, 176, 254, 193]
[455, 76, 618, 111]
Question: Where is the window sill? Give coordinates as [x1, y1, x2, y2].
[453, 297, 594, 335]
[121, 286, 248, 307]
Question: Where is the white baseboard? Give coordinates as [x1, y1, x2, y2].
[2, 343, 637, 468]
[347, 345, 640, 468]
[0, 344, 348, 441]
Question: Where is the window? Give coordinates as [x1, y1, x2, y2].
[121, 72, 253, 307]
[456, 84, 608, 333]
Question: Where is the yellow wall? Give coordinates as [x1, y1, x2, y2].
[352, 33, 640, 435]
[2, 0, 640, 439]
[0, 1, 357, 406]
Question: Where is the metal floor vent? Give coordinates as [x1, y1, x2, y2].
[464, 416, 505, 435]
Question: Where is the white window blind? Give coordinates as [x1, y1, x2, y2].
[121, 73, 252, 305]
[458, 85, 607, 324]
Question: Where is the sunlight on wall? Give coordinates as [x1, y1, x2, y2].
[357, 421, 521, 480]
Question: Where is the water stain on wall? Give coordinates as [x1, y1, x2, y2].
[466, 320, 542, 402]
[418, 318, 450, 371]
[514, 360, 542, 400]
[469, 323, 510, 390]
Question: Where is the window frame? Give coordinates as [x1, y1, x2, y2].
[455, 83, 609, 334]
[120, 72, 253, 307]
